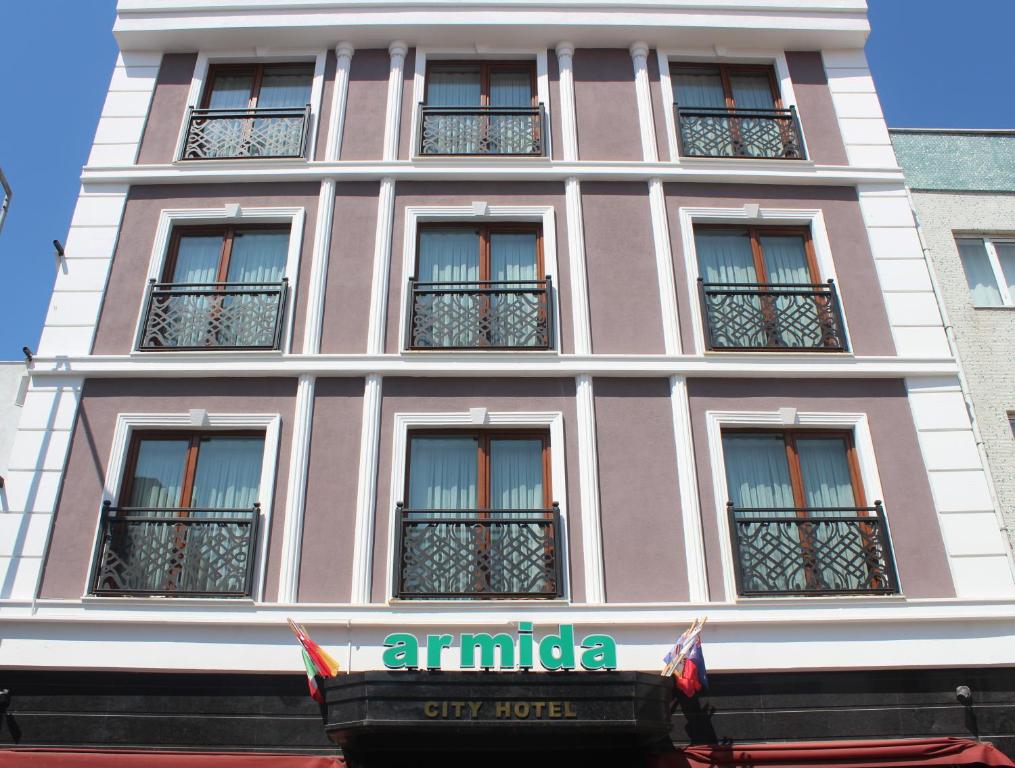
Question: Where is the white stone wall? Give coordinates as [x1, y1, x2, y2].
[911, 190, 1015, 550]
[0, 363, 26, 479]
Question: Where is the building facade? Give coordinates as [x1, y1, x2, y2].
[2, 1, 1015, 765]
[891, 128, 1015, 552]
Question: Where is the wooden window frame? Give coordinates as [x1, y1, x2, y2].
[414, 222, 544, 282]
[199, 62, 315, 110]
[695, 224, 820, 285]
[404, 429, 553, 512]
[722, 427, 867, 515]
[163, 224, 290, 284]
[424, 61, 538, 107]
[120, 430, 264, 513]
[669, 62, 783, 109]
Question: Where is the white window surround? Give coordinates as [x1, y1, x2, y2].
[385, 410, 570, 603]
[134, 205, 306, 355]
[678, 205, 852, 356]
[705, 408, 893, 603]
[84, 411, 282, 603]
[174, 49, 328, 163]
[956, 235, 1015, 308]
[408, 48, 552, 161]
[656, 49, 808, 165]
[397, 204, 563, 354]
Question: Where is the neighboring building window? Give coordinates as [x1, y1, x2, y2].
[396, 430, 561, 599]
[694, 226, 846, 351]
[181, 63, 314, 160]
[956, 237, 1015, 307]
[93, 432, 265, 597]
[670, 63, 803, 159]
[1009, 413, 1015, 438]
[139, 225, 290, 351]
[722, 429, 896, 597]
[408, 223, 551, 350]
[419, 61, 544, 156]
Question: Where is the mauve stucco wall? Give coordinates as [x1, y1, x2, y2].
[548, 50, 563, 162]
[582, 182, 665, 354]
[397, 49, 417, 160]
[371, 377, 584, 603]
[687, 378, 955, 600]
[594, 377, 687, 602]
[313, 51, 337, 162]
[319, 182, 379, 354]
[664, 183, 896, 356]
[786, 51, 849, 166]
[340, 50, 389, 161]
[647, 50, 670, 162]
[386, 182, 574, 354]
[298, 377, 365, 602]
[91, 183, 319, 355]
[573, 49, 642, 161]
[39, 378, 298, 600]
[137, 53, 197, 165]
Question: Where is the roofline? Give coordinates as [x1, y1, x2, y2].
[889, 127, 1015, 137]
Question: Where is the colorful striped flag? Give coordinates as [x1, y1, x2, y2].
[661, 616, 708, 695]
[287, 618, 340, 702]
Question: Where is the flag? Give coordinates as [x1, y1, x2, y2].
[674, 635, 708, 697]
[301, 649, 324, 704]
[287, 618, 340, 703]
[661, 617, 705, 677]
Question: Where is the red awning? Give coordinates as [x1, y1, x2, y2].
[650, 737, 1014, 768]
[0, 749, 346, 767]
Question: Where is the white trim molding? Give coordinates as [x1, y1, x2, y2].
[564, 177, 593, 355]
[87, 411, 283, 603]
[629, 42, 659, 163]
[350, 373, 384, 604]
[277, 374, 315, 602]
[325, 42, 355, 162]
[648, 178, 681, 354]
[385, 408, 570, 603]
[677, 205, 850, 355]
[383, 42, 409, 162]
[554, 43, 578, 162]
[704, 408, 887, 602]
[138, 205, 306, 355]
[670, 376, 708, 601]
[574, 374, 605, 604]
[303, 181, 336, 354]
[397, 203, 563, 354]
[366, 178, 397, 355]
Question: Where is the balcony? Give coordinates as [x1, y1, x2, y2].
[91, 502, 260, 597]
[727, 501, 899, 596]
[407, 277, 552, 350]
[137, 279, 288, 351]
[417, 104, 547, 156]
[674, 105, 805, 159]
[698, 279, 847, 351]
[179, 105, 311, 160]
[394, 503, 563, 599]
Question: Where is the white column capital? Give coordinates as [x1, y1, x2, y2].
[335, 41, 355, 60]
[388, 40, 408, 59]
[554, 42, 575, 61]
[629, 41, 650, 61]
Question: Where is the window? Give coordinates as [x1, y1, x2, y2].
[139, 225, 290, 351]
[722, 429, 896, 596]
[670, 63, 803, 159]
[396, 430, 561, 598]
[694, 226, 846, 350]
[956, 237, 1015, 307]
[93, 432, 265, 597]
[182, 63, 314, 160]
[419, 61, 544, 156]
[408, 223, 551, 349]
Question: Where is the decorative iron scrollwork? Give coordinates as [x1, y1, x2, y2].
[675, 105, 805, 159]
[418, 105, 546, 156]
[181, 106, 311, 160]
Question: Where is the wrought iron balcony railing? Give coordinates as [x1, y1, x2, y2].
[180, 105, 311, 160]
[727, 501, 899, 597]
[394, 503, 563, 599]
[91, 501, 260, 598]
[698, 279, 847, 351]
[674, 104, 806, 159]
[417, 104, 547, 156]
[407, 277, 552, 350]
[137, 279, 288, 351]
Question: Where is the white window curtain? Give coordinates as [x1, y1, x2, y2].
[722, 434, 795, 518]
[489, 70, 534, 153]
[489, 439, 543, 510]
[958, 239, 1003, 306]
[427, 69, 482, 154]
[427, 69, 482, 106]
[226, 231, 288, 283]
[172, 235, 222, 283]
[672, 71, 726, 108]
[128, 439, 189, 508]
[407, 436, 479, 510]
[490, 231, 540, 348]
[489, 438, 547, 595]
[796, 438, 856, 510]
[208, 74, 252, 109]
[417, 229, 480, 348]
[729, 73, 776, 109]
[190, 437, 264, 514]
[256, 70, 313, 109]
[418, 229, 480, 283]
[729, 72, 782, 158]
[696, 230, 758, 284]
[760, 234, 821, 348]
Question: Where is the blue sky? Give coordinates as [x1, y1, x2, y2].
[0, 0, 1012, 360]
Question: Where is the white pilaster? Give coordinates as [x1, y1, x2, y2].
[648, 178, 680, 354]
[629, 42, 658, 163]
[564, 177, 592, 355]
[302, 180, 336, 354]
[325, 42, 355, 162]
[554, 42, 578, 162]
[383, 41, 408, 162]
[351, 373, 383, 604]
[669, 375, 709, 602]
[366, 177, 397, 355]
[277, 373, 316, 603]
[575, 373, 605, 604]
